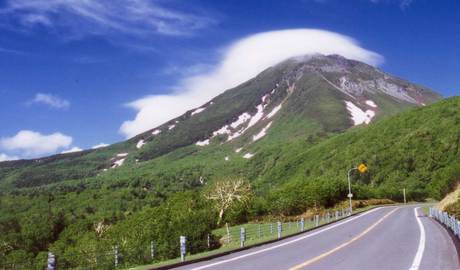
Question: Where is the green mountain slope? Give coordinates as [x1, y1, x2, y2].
[0, 55, 440, 190]
[1, 96, 458, 268]
[2, 54, 456, 269]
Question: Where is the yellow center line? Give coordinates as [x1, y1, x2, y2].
[289, 207, 399, 270]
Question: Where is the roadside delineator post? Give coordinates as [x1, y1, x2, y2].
[47, 252, 56, 270]
[207, 234, 210, 249]
[113, 245, 119, 268]
[180, 236, 186, 262]
[150, 241, 155, 261]
[277, 221, 282, 239]
[270, 223, 273, 234]
[315, 215, 319, 227]
[240, 227, 246, 247]
[300, 218, 305, 232]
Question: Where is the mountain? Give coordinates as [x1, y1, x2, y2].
[0, 54, 441, 190]
[2, 54, 460, 269]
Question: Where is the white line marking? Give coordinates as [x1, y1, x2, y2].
[187, 207, 390, 270]
[409, 207, 426, 270]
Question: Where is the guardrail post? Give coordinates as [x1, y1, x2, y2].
[180, 236, 186, 262]
[240, 228, 246, 247]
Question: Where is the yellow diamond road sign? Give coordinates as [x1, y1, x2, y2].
[358, 163, 368, 173]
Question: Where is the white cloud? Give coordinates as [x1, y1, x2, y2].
[0, 153, 19, 162]
[92, 143, 109, 149]
[120, 28, 383, 138]
[30, 93, 70, 109]
[0, 0, 214, 37]
[0, 130, 73, 157]
[61, 146, 82, 154]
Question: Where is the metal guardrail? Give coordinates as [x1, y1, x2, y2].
[39, 208, 352, 269]
[430, 207, 460, 239]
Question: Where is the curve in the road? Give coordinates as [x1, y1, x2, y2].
[289, 207, 399, 270]
[409, 207, 426, 270]
[185, 207, 384, 270]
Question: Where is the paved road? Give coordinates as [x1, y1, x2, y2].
[173, 205, 459, 270]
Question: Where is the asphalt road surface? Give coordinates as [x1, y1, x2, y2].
[173, 205, 459, 270]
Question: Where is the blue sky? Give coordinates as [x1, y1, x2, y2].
[0, 0, 459, 160]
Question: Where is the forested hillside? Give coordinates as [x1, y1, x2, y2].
[1, 96, 459, 269]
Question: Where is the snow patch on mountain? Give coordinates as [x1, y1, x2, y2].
[213, 125, 232, 137]
[365, 100, 378, 108]
[136, 140, 145, 149]
[191, 107, 206, 116]
[235, 148, 243, 153]
[253, 122, 273, 141]
[168, 124, 176, 130]
[112, 158, 125, 168]
[345, 101, 375, 125]
[243, 153, 254, 159]
[246, 105, 264, 129]
[116, 153, 128, 157]
[267, 104, 282, 119]
[196, 139, 210, 146]
[152, 130, 161, 135]
[230, 113, 251, 129]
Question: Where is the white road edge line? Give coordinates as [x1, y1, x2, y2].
[409, 207, 426, 270]
[187, 207, 390, 270]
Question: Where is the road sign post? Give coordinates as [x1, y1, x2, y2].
[348, 163, 367, 214]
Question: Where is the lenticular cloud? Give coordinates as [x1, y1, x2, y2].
[120, 28, 383, 138]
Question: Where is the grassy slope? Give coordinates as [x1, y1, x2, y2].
[1, 96, 457, 269]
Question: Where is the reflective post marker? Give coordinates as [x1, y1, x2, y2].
[300, 218, 305, 232]
[47, 252, 56, 270]
[180, 236, 186, 262]
[151, 241, 155, 261]
[277, 221, 282, 239]
[240, 227, 246, 247]
[114, 245, 119, 268]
